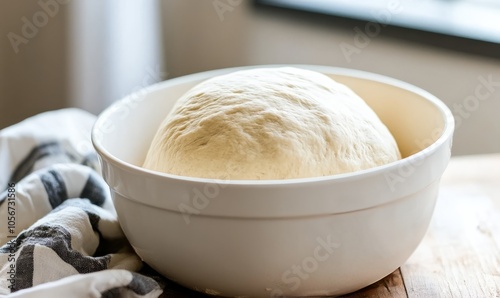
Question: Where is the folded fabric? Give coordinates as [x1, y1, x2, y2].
[0, 109, 162, 298]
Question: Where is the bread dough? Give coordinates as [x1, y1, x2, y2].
[143, 67, 401, 180]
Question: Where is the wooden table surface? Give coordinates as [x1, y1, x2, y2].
[161, 154, 500, 297]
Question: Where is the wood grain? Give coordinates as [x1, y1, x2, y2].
[401, 154, 500, 298]
[341, 269, 408, 298]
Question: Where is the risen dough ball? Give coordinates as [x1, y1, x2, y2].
[143, 67, 400, 180]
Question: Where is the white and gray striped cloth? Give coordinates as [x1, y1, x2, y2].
[0, 109, 165, 298]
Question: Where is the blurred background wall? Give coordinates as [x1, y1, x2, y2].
[0, 0, 163, 126]
[1, 0, 499, 155]
[0, 1, 70, 127]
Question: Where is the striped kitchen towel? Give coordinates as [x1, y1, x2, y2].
[0, 109, 163, 298]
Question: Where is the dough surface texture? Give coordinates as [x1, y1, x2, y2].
[143, 67, 401, 180]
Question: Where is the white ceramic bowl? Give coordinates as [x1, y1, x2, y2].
[92, 65, 454, 297]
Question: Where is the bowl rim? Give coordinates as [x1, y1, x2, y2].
[91, 64, 455, 186]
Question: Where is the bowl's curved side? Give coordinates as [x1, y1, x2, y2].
[111, 178, 440, 297]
